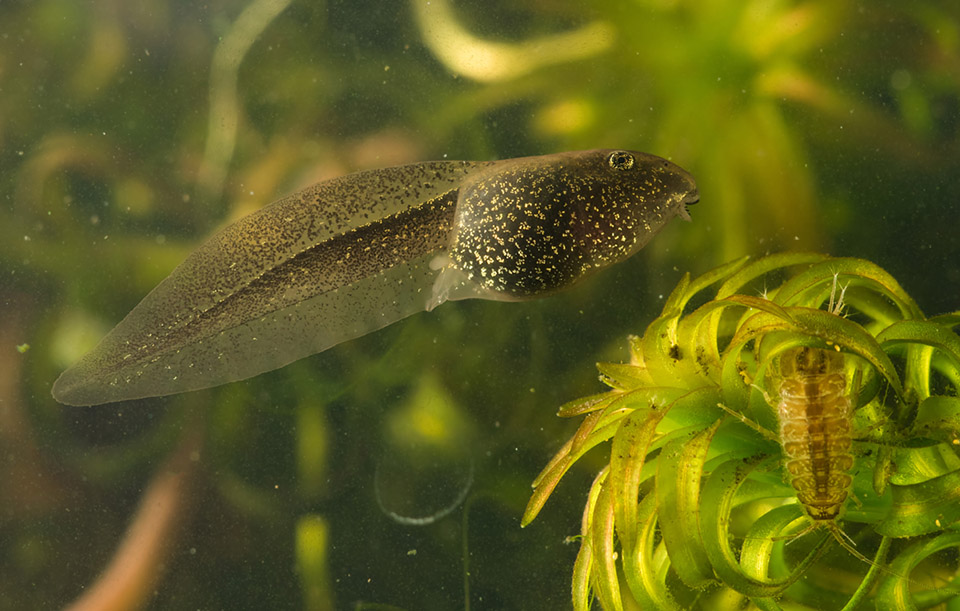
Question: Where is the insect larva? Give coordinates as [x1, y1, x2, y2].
[772, 344, 892, 570]
[716, 348, 864, 558]
[713, 277, 905, 574]
[777, 346, 855, 525]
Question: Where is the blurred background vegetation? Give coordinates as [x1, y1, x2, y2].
[1, 0, 958, 609]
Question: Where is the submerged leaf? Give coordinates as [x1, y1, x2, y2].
[609, 407, 665, 554]
[524, 253, 960, 609]
[878, 468, 960, 537]
[656, 419, 721, 588]
[876, 531, 960, 609]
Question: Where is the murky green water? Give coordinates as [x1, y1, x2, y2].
[2, 1, 958, 609]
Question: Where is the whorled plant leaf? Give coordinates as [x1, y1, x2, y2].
[912, 396, 960, 444]
[876, 531, 960, 610]
[698, 456, 807, 598]
[523, 253, 960, 609]
[608, 405, 666, 555]
[877, 319, 960, 376]
[590, 475, 623, 611]
[878, 467, 960, 537]
[573, 469, 607, 611]
[655, 419, 722, 589]
[622, 492, 681, 611]
[772, 257, 923, 319]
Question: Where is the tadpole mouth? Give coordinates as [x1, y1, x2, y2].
[673, 188, 698, 222]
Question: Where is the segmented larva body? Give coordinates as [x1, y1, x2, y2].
[777, 346, 854, 522]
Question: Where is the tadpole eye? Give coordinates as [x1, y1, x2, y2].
[607, 151, 635, 171]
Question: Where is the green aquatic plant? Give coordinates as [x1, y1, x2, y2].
[523, 252, 960, 610]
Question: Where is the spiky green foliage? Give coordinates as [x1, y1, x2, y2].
[523, 253, 960, 610]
